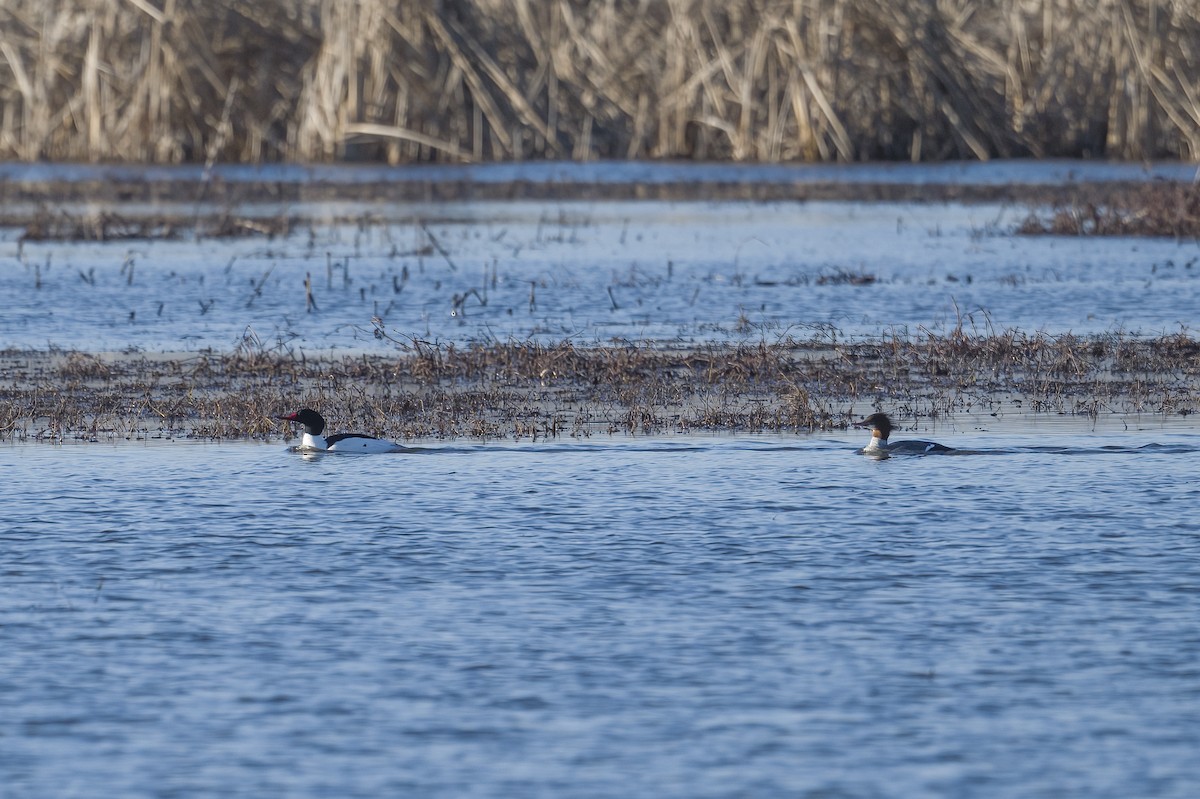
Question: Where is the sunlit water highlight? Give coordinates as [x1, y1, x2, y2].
[4, 432, 1199, 798]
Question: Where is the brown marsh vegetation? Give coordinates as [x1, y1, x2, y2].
[14, 205, 293, 242]
[1, 0, 1197, 165]
[3, 332, 1197, 443]
[1018, 182, 1200, 238]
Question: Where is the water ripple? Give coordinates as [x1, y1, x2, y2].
[2, 438, 1199, 798]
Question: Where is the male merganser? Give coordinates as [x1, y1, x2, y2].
[853, 412, 952, 455]
[278, 408, 405, 453]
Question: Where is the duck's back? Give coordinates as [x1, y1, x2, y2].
[888, 439, 952, 454]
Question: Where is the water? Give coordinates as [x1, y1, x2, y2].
[1, 157, 1195, 189]
[4, 200, 1200, 353]
[5, 162, 1200, 795]
[4, 432, 1200, 798]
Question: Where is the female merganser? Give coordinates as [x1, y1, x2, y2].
[278, 408, 405, 453]
[854, 412, 952, 455]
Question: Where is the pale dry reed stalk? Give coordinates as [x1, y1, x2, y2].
[0, 0, 1196, 164]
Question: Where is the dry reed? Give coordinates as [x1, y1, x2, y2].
[0, 0, 1197, 165]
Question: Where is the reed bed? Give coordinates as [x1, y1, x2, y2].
[1018, 182, 1200, 238]
[0, 0, 1197, 165]
[2, 332, 1197, 443]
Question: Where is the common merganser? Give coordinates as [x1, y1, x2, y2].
[278, 408, 405, 453]
[854, 412, 952, 455]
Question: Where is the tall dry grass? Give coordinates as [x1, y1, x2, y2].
[0, 0, 1197, 164]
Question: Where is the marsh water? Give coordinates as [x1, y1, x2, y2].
[3, 162, 1200, 797]
[2, 165, 1200, 353]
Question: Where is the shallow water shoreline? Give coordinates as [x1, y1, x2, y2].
[4, 164, 1199, 442]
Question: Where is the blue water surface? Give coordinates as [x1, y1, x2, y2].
[3, 431, 1199, 798]
[4, 199, 1200, 353]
